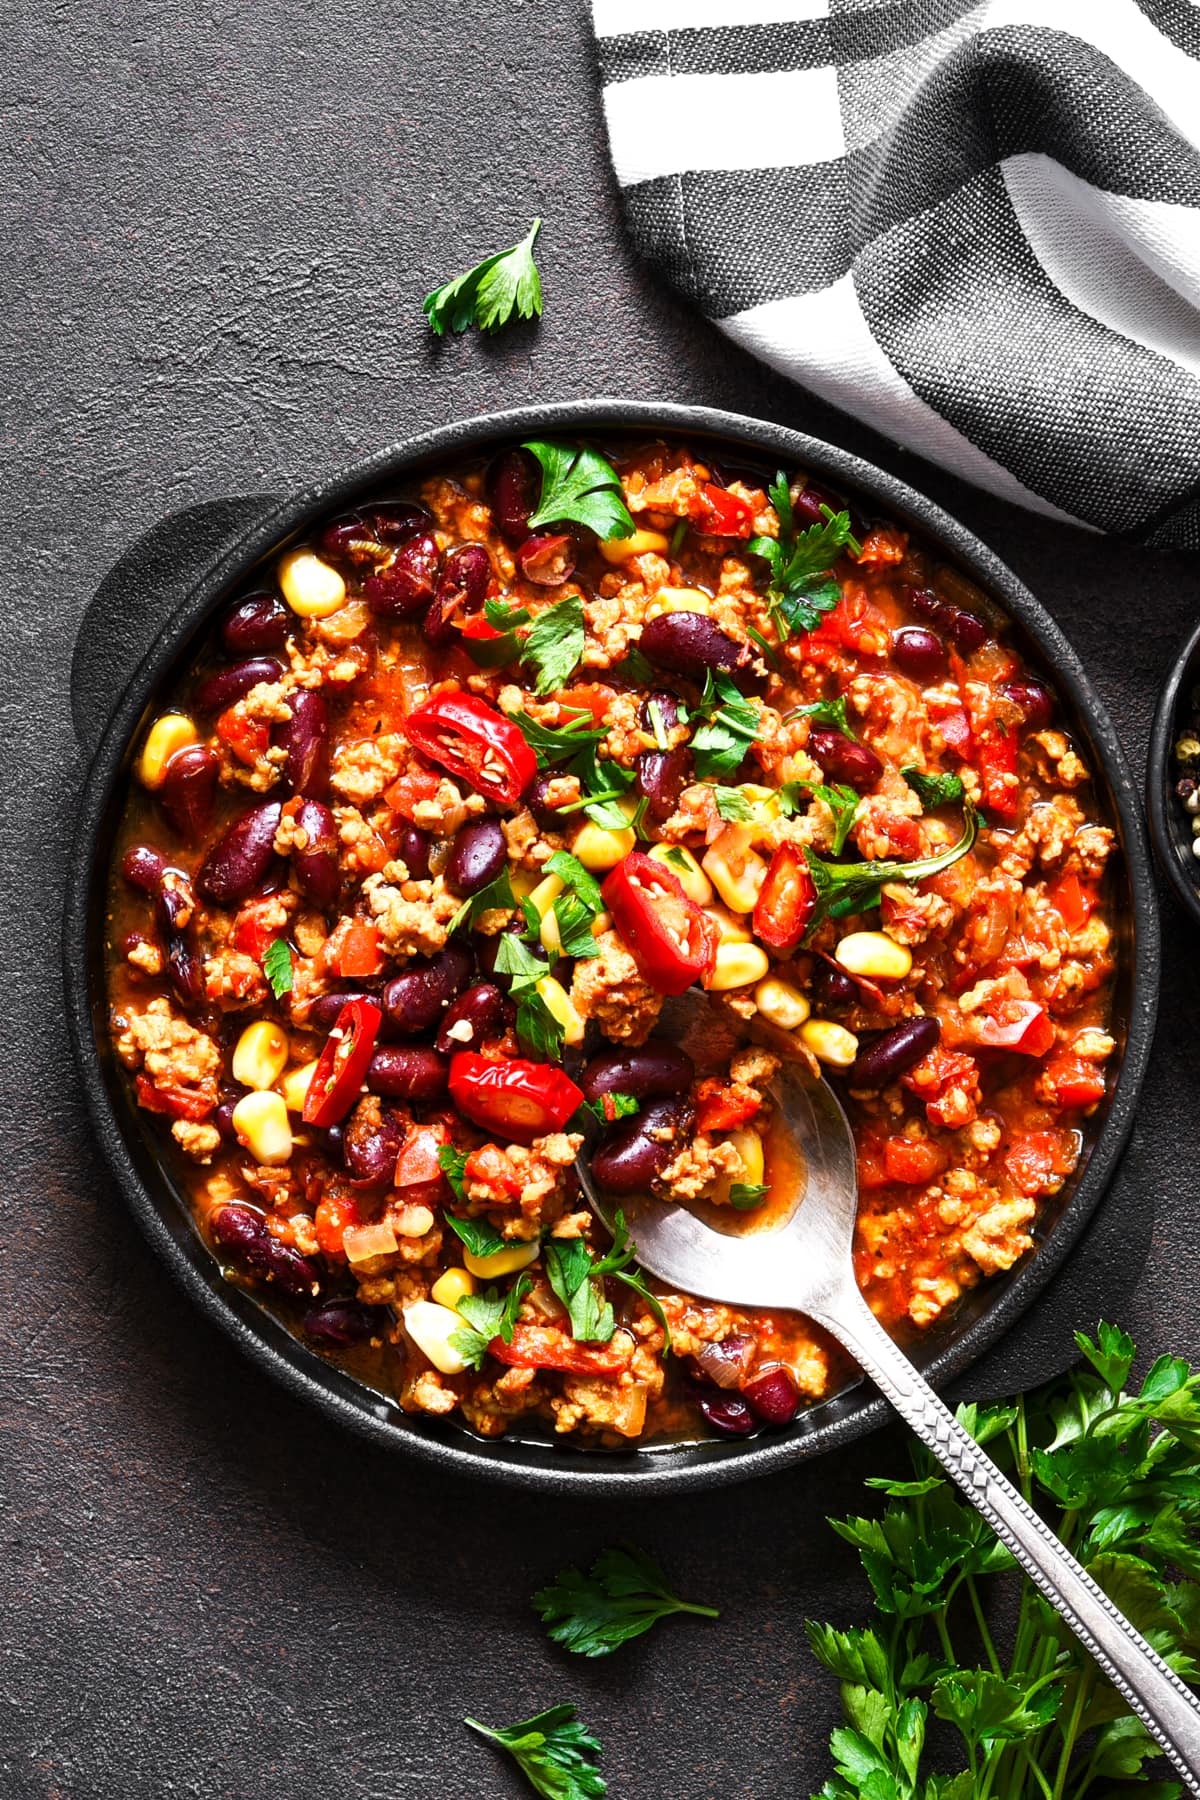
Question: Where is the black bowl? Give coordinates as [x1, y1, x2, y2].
[63, 399, 1160, 1494]
[1147, 617, 1200, 929]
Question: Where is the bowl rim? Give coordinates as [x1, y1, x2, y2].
[63, 397, 1160, 1495]
[1146, 615, 1200, 929]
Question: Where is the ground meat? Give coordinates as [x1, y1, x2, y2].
[403, 1368, 459, 1417]
[126, 939, 163, 975]
[1032, 729, 1089, 789]
[503, 808, 559, 868]
[113, 997, 221, 1116]
[204, 948, 267, 1008]
[410, 777, 484, 836]
[570, 930, 663, 1044]
[462, 1133, 582, 1230]
[961, 1194, 1037, 1276]
[657, 1134, 742, 1201]
[361, 872, 460, 959]
[329, 734, 406, 804]
[602, 691, 647, 765]
[172, 1119, 222, 1162]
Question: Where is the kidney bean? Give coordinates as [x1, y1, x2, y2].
[198, 801, 283, 905]
[581, 1041, 694, 1103]
[307, 989, 377, 1032]
[640, 612, 745, 680]
[212, 1203, 321, 1299]
[696, 1388, 756, 1437]
[364, 535, 440, 616]
[999, 679, 1054, 732]
[382, 945, 472, 1036]
[165, 934, 204, 1009]
[444, 816, 507, 897]
[319, 511, 380, 564]
[320, 1120, 347, 1164]
[157, 744, 219, 841]
[213, 1086, 246, 1141]
[527, 772, 572, 832]
[291, 799, 339, 909]
[909, 588, 987, 654]
[220, 591, 290, 656]
[395, 823, 431, 879]
[435, 981, 506, 1055]
[638, 690, 682, 735]
[807, 726, 883, 794]
[591, 1097, 694, 1193]
[122, 844, 166, 892]
[365, 1044, 449, 1101]
[635, 746, 692, 822]
[344, 1101, 408, 1188]
[425, 543, 491, 644]
[488, 447, 538, 542]
[194, 657, 284, 715]
[811, 961, 857, 1008]
[850, 1016, 941, 1089]
[790, 479, 843, 526]
[891, 626, 946, 682]
[302, 1298, 380, 1348]
[743, 1365, 800, 1426]
[367, 501, 432, 543]
[516, 533, 576, 586]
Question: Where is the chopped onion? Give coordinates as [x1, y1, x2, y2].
[343, 1220, 398, 1265]
[694, 1332, 755, 1390]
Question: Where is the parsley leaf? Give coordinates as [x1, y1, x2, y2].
[448, 866, 517, 933]
[513, 709, 607, 766]
[466, 1705, 605, 1799]
[262, 937, 294, 1000]
[423, 218, 543, 337]
[450, 1276, 532, 1370]
[492, 932, 566, 1060]
[443, 1213, 513, 1260]
[690, 671, 760, 781]
[902, 766, 966, 808]
[609, 644, 655, 686]
[544, 849, 604, 914]
[545, 1236, 616, 1343]
[583, 1093, 639, 1125]
[523, 596, 585, 698]
[713, 786, 757, 822]
[729, 1182, 769, 1211]
[534, 1546, 718, 1658]
[747, 473, 860, 641]
[777, 780, 862, 856]
[803, 800, 978, 937]
[523, 441, 635, 541]
[553, 893, 602, 961]
[792, 695, 856, 738]
[512, 711, 634, 831]
[437, 1146, 469, 1204]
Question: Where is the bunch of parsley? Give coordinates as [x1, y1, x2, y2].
[808, 1324, 1200, 1800]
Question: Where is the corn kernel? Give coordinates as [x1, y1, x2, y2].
[800, 1018, 860, 1067]
[536, 975, 585, 1047]
[644, 586, 711, 620]
[702, 838, 769, 915]
[648, 843, 713, 905]
[705, 904, 752, 944]
[463, 1238, 541, 1280]
[704, 940, 770, 990]
[281, 1058, 320, 1114]
[508, 865, 540, 900]
[571, 823, 635, 870]
[528, 874, 565, 917]
[712, 1123, 767, 1207]
[754, 975, 811, 1031]
[834, 930, 913, 982]
[431, 1266, 477, 1309]
[137, 713, 197, 789]
[539, 908, 562, 955]
[403, 1300, 470, 1376]
[231, 1020, 290, 1091]
[278, 547, 347, 618]
[598, 527, 670, 565]
[231, 1090, 293, 1165]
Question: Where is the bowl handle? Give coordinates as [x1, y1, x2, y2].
[71, 494, 282, 756]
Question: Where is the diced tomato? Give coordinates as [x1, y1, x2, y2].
[1042, 1054, 1107, 1112]
[883, 1137, 945, 1186]
[1004, 1130, 1075, 1197]
[232, 896, 285, 963]
[854, 526, 907, 567]
[489, 1323, 628, 1378]
[554, 684, 616, 725]
[856, 1140, 891, 1190]
[694, 1079, 760, 1135]
[383, 766, 442, 820]
[216, 706, 269, 766]
[975, 1000, 1055, 1058]
[314, 1192, 361, 1260]
[394, 1122, 452, 1205]
[330, 920, 382, 979]
[928, 700, 972, 758]
[688, 482, 754, 538]
[952, 651, 1019, 818]
[1049, 873, 1096, 933]
[802, 587, 890, 660]
[135, 1074, 213, 1121]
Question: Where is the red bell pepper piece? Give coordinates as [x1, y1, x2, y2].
[135, 1074, 213, 1121]
[448, 1053, 583, 1145]
[403, 691, 536, 806]
[688, 482, 754, 538]
[314, 1192, 361, 1260]
[602, 852, 718, 996]
[216, 705, 270, 766]
[331, 920, 381, 978]
[975, 999, 1054, 1057]
[752, 843, 817, 955]
[488, 1323, 627, 1378]
[303, 997, 383, 1128]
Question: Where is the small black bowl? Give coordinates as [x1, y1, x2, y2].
[63, 398, 1160, 1494]
[1147, 617, 1200, 928]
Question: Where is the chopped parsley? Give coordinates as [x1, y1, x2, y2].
[512, 709, 635, 831]
[791, 695, 856, 739]
[582, 1093, 639, 1125]
[494, 930, 565, 1061]
[747, 472, 860, 641]
[523, 440, 634, 541]
[465, 1705, 605, 1800]
[902, 766, 966, 808]
[523, 595, 586, 697]
[447, 866, 516, 933]
[729, 1182, 769, 1211]
[544, 850, 604, 914]
[437, 1146, 470, 1204]
[513, 709, 607, 765]
[544, 1211, 670, 1350]
[713, 786, 757, 822]
[450, 1276, 531, 1370]
[262, 937, 294, 1000]
[803, 799, 978, 936]
[777, 779, 862, 855]
[423, 218, 543, 336]
[534, 1546, 718, 1659]
[690, 670, 760, 781]
[442, 1210, 507, 1257]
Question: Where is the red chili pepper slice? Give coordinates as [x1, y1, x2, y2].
[688, 482, 754, 539]
[488, 1323, 627, 1378]
[448, 1052, 583, 1145]
[303, 997, 383, 1128]
[602, 851, 718, 996]
[975, 1000, 1054, 1057]
[752, 843, 817, 955]
[403, 691, 536, 806]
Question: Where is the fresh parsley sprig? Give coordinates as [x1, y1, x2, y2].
[534, 1547, 718, 1658]
[748, 473, 860, 642]
[450, 1277, 532, 1371]
[523, 441, 634, 541]
[262, 937, 294, 1000]
[902, 766, 966, 808]
[523, 596, 586, 697]
[448, 866, 517, 934]
[690, 670, 760, 781]
[512, 708, 636, 832]
[442, 1208, 509, 1255]
[544, 1211, 670, 1349]
[803, 799, 978, 936]
[465, 1704, 605, 1799]
[777, 780, 862, 856]
[792, 695, 857, 739]
[423, 218, 543, 337]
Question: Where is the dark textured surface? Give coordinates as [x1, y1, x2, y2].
[5, 3, 1200, 1794]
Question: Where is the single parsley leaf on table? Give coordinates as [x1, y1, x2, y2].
[262, 936, 294, 999]
[747, 472, 860, 642]
[534, 1546, 718, 1658]
[423, 218, 543, 337]
[465, 1703, 606, 1799]
[523, 440, 635, 540]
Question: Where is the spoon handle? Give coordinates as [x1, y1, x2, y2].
[815, 1287, 1200, 1794]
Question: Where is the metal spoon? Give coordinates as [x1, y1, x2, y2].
[576, 1029, 1200, 1791]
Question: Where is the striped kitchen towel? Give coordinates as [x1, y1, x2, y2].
[592, 0, 1200, 544]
